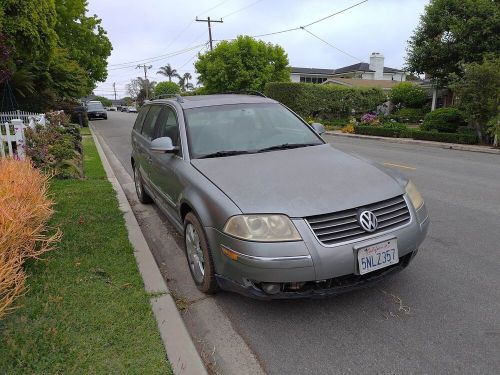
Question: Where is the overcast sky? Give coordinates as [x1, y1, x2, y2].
[87, 0, 429, 99]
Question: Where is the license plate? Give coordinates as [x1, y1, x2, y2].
[357, 238, 399, 275]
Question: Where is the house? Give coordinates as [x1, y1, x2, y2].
[290, 52, 407, 86]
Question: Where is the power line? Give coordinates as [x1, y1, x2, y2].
[302, 0, 368, 28]
[178, 44, 208, 71]
[215, 0, 369, 41]
[199, 0, 232, 16]
[107, 43, 207, 70]
[108, 0, 231, 68]
[221, 0, 264, 19]
[301, 27, 363, 62]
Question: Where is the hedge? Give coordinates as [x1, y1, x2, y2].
[354, 126, 478, 144]
[355, 126, 412, 138]
[264, 82, 386, 120]
[411, 130, 478, 144]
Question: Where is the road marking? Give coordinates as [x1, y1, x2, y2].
[383, 162, 417, 171]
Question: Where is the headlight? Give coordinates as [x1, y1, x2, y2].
[405, 180, 424, 210]
[223, 215, 302, 242]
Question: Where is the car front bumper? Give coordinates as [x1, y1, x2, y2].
[205, 199, 429, 299]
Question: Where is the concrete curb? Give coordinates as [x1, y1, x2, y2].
[89, 126, 207, 375]
[325, 131, 500, 155]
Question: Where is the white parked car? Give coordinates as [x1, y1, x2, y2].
[128, 106, 138, 113]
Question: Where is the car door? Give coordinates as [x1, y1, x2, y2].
[149, 106, 184, 215]
[134, 105, 162, 188]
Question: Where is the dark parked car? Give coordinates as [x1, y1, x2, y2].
[131, 94, 429, 299]
[86, 101, 107, 120]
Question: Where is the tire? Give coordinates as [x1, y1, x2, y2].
[133, 164, 152, 204]
[184, 212, 218, 294]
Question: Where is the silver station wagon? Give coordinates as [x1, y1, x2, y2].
[131, 94, 429, 299]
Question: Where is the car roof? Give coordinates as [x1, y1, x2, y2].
[148, 94, 277, 109]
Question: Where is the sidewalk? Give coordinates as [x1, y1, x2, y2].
[325, 130, 500, 155]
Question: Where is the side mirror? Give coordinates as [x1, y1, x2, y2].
[311, 122, 326, 135]
[150, 137, 178, 153]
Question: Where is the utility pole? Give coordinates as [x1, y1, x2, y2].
[136, 64, 153, 100]
[196, 16, 223, 51]
[112, 82, 117, 100]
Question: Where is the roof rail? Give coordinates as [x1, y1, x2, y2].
[219, 90, 267, 98]
[151, 94, 184, 103]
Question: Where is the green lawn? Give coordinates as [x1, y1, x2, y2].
[0, 133, 172, 374]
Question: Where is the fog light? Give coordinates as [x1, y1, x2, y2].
[261, 282, 281, 295]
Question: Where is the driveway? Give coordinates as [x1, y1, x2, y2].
[91, 111, 500, 374]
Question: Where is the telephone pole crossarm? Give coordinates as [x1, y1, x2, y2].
[196, 16, 223, 51]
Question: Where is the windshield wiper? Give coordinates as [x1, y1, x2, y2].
[256, 143, 321, 153]
[197, 150, 253, 159]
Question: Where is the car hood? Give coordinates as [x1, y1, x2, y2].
[191, 144, 405, 217]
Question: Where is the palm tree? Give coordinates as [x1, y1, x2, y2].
[182, 72, 192, 86]
[157, 64, 179, 82]
[178, 77, 186, 92]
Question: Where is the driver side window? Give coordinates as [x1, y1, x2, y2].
[155, 106, 181, 154]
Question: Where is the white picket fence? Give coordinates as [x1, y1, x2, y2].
[0, 110, 44, 126]
[0, 119, 26, 159]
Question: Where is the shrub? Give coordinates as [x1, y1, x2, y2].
[389, 82, 428, 108]
[154, 81, 181, 97]
[25, 122, 83, 178]
[0, 158, 61, 319]
[421, 107, 466, 133]
[264, 82, 386, 120]
[412, 130, 478, 144]
[341, 125, 355, 133]
[360, 113, 379, 125]
[389, 108, 425, 123]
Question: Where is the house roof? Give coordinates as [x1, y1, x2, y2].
[290, 67, 335, 75]
[334, 62, 403, 74]
[291, 63, 404, 76]
[323, 78, 404, 89]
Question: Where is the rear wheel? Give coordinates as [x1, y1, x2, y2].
[133, 164, 152, 203]
[184, 212, 218, 294]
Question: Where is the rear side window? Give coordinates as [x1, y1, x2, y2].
[141, 105, 162, 140]
[133, 106, 150, 133]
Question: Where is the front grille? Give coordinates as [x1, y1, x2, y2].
[306, 195, 411, 246]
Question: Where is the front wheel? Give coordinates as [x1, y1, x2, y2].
[184, 212, 218, 294]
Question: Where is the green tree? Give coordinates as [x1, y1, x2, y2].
[195, 35, 290, 93]
[406, 0, 500, 87]
[154, 81, 180, 97]
[126, 77, 155, 101]
[0, 0, 111, 111]
[93, 95, 112, 107]
[450, 56, 500, 143]
[157, 64, 179, 82]
[389, 82, 428, 108]
[54, 0, 112, 87]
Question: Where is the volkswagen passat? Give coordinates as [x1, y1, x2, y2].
[131, 94, 429, 299]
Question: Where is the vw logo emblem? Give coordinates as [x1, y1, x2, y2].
[358, 210, 378, 233]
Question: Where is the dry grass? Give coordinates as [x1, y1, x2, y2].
[0, 158, 61, 319]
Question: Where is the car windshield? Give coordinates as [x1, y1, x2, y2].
[185, 103, 323, 159]
[87, 103, 104, 111]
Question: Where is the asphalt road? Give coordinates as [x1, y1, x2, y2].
[92, 111, 500, 375]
